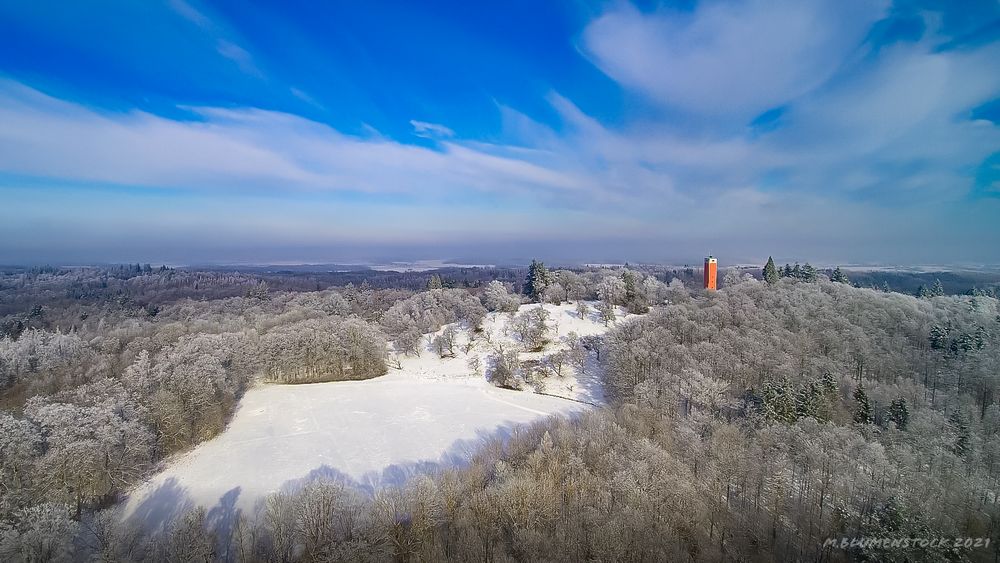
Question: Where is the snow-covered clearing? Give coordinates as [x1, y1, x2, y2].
[122, 302, 634, 533]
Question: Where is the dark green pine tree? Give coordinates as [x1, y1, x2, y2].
[853, 384, 874, 424]
[795, 381, 822, 419]
[929, 324, 949, 350]
[621, 270, 638, 305]
[887, 398, 909, 430]
[880, 281, 891, 293]
[950, 412, 970, 457]
[801, 263, 817, 282]
[763, 257, 779, 285]
[820, 372, 839, 394]
[426, 274, 444, 290]
[974, 326, 988, 350]
[762, 379, 797, 423]
[831, 267, 849, 284]
[931, 278, 945, 297]
[524, 260, 550, 302]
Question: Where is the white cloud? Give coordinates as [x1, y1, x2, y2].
[410, 120, 455, 138]
[0, 81, 584, 199]
[216, 40, 262, 77]
[582, 0, 888, 118]
[762, 41, 1000, 201]
[289, 87, 325, 110]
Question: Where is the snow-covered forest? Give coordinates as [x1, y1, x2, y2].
[1, 263, 998, 561]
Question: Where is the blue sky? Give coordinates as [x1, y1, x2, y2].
[0, 0, 998, 265]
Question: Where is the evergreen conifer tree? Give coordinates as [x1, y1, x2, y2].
[950, 412, 970, 456]
[622, 270, 638, 305]
[763, 257, 779, 284]
[820, 372, 838, 394]
[853, 384, 874, 424]
[762, 379, 797, 422]
[795, 381, 822, 419]
[887, 398, 909, 430]
[524, 260, 550, 302]
[931, 279, 945, 297]
[802, 263, 817, 282]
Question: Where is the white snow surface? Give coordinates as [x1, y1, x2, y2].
[122, 302, 632, 532]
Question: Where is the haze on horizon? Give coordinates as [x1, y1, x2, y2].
[1, 0, 998, 266]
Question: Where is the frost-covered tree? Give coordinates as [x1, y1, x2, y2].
[0, 413, 41, 495]
[260, 317, 387, 384]
[383, 289, 487, 335]
[244, 281, 270, 301]
[596, 277, 626, 306]
[121, 349, 153, 396]
[542, 283, 567, 305]
[159, 507, 215, 562]
[487, 348, 522, 390]
[563, 332, 587, 376]
[0, 503, 78, 563]
[640, 276, 666, 306]
[484, 280, 520, 313]
[511, 307, 550, 351]
[556, 270, 588, 302]
[596, 301, 616, 326]
[722, 269, 742, 288]
[432, 325, 458, 358]
[26, 381, 154, 515]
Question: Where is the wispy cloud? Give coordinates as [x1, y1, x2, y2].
[0, 81, 585, 199]
[168, 0, 264, 78]
[410, 120, 455, 139]
[582, 0, 888, 119]
[289, 87, 325, 110]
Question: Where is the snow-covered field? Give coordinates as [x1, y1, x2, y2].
[122, 302, 632, 532]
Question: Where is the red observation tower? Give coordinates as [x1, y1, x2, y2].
[704, 256, 718, 291]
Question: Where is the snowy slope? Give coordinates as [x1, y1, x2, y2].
[122, 302, 632, 532]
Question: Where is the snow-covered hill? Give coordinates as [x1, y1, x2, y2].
[122, 302, 634, 532]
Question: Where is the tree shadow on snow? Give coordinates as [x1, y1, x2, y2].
[203, 418, 547, 535]
[267, 422, 518, 499]
[576, 351, 606, 404]
[125, 477, 195, 536]
[133, 416, 588, 538]
[206, 486, 242, 554]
